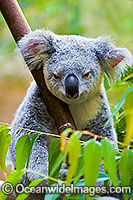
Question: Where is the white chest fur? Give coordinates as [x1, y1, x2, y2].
[69, 95, 101, 130]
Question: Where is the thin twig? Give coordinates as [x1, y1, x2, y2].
[1, 121, 132, 149]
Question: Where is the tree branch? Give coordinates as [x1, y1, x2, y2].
[0, 0, 76, 133]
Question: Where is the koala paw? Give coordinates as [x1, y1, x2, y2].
[58, 163, 68, 183]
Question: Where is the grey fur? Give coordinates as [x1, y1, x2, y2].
[10, 29, 132, 183]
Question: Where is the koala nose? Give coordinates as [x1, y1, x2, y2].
[65, 74, 79, 99]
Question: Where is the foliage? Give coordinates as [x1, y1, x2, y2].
[0, 171, 24, 200]
[0, 128, 132, 199]
[16, 135, 32, 170]
[105, 71, 133, 147]
[0, 125, 11, 172]
[47, 134, 132, 200]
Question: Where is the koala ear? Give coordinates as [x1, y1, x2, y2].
[18, 29, 52, 71]
[27, 38, 50, 57]
[95, 36, 133, 80]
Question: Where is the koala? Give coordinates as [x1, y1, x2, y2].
[9, 29, 132, 185]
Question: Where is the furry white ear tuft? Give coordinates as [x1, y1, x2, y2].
[116, 48, 133, 69]
[95, 36, 133, 80]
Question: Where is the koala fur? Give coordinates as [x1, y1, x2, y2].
[9, 29, 132, 184]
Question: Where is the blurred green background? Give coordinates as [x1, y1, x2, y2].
[0, 0, 132, 123]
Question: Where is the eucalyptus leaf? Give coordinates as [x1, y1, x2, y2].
[16, 135, 32, 170]
[26, 133, 39, 169]
[6, 170, 24, 185]
[104, 87, 133, 128]
[0, 170, 24, 200]
[0, 128, 11, 171]
[119, 149, 133, 187]
[49, 139, 63, 185]
[124, 91, 133, 145]
[16, 178, 44, 200]
[74, 150, 84, 184]
[101, 139, 119, 187]
[0, 125, 6, 132]
[67, 134, 81, 185]
[31, 133, 39, 145]
[84, 140, 102, 187]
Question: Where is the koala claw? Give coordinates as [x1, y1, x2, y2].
[58, 163, 69, 182]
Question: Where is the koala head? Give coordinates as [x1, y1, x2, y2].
[18, 29, 132, 104]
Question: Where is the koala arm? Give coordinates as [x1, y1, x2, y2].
[9, 81, 56, 183]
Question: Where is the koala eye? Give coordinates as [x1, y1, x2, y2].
[82, 71, 91, 79]
[53, 73, 61, 80]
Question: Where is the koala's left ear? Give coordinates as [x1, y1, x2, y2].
[94, 36, 133, 80]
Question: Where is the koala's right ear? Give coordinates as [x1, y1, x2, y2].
[17, 29, 53, 70]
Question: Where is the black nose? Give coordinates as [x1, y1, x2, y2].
[65, 74, 79, 99]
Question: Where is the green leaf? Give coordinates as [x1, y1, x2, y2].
[126, 77, 133, 84]
[0, 170, 24, 200]
[26, 133, 39, 169]
[84, 140, 102, 187]
[61, 128, 73, 136]
[104, 86, 133, 128]
[119, 149, 133, 186]
[31, 133, 39, 145]
[123, 90, 133, 145]
[74, 150, 84, 184]
[49, 152, 63, 179]
[0, 125, 6, 132]
[0, 128, 11, 171]
[104, 74, 110, 90]
[101, 139, 119, 187]
[66, 134, 81, 185]
[65, 181, 85, 199]
[49, 139, 63, 185]
[16, 178, 43, 200]
[83, 138, 95, 149]
[49, 139, 61, 166]
[6, 170, 24, 186]
[16, 135, 32, 170]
